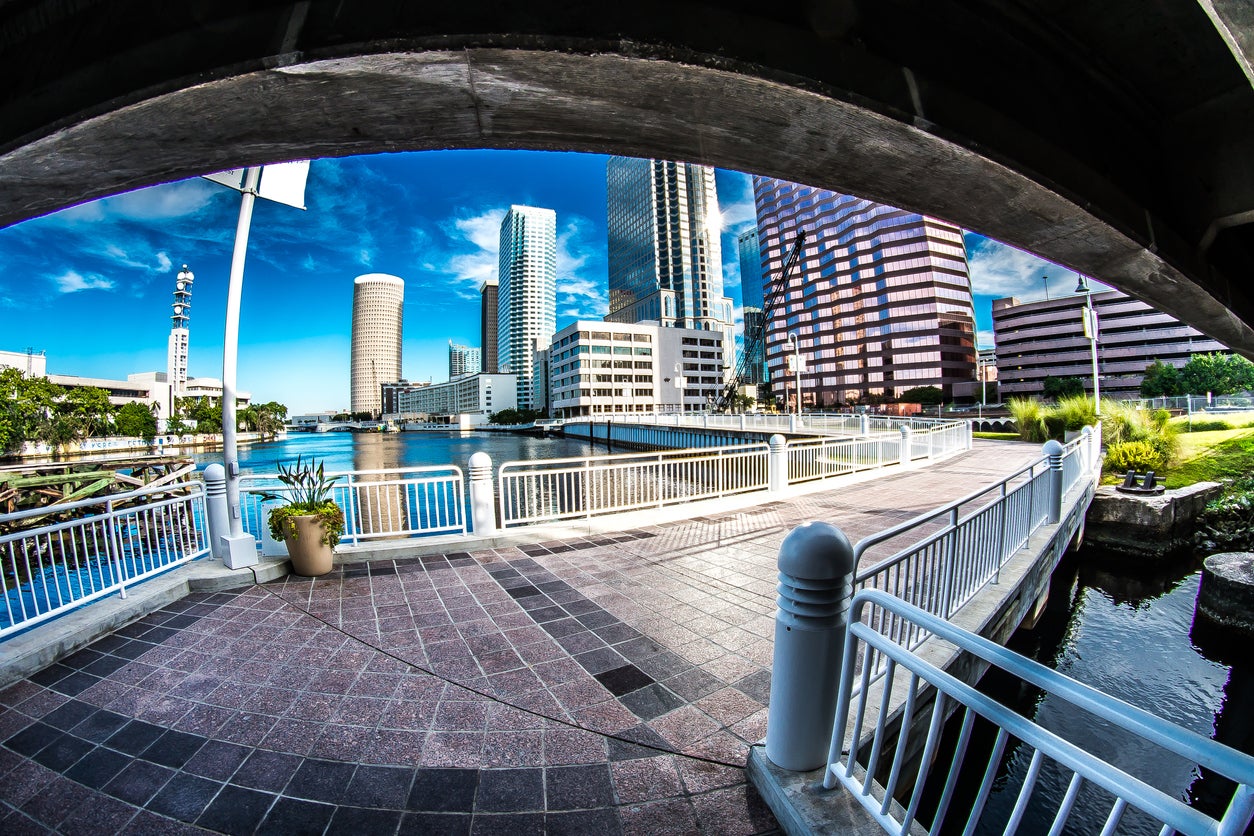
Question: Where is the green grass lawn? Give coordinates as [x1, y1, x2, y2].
[973, 432, 1022, 441]
[1163, 427, 1254, 488]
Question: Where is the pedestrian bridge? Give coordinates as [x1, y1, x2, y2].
[2, 431, 1251, 833]
[2, 3, 1253, 354]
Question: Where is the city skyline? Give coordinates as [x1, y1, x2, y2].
[0, 149, 1102, 414]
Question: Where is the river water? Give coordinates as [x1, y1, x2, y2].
[190, 430, 602, 474]
[921, 550, 1252, 834]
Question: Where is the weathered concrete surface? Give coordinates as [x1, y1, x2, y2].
[1, 3, 1253, 354]
[1084, 481, 1223, 559]
[1197, 551, 1254, 636]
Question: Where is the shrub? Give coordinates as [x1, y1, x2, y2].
[1104, 441, 1166, 474]
[1007, 398, 1047, 442]
[1101, 400, 1180, 466]
[1183, 419, 1232, 432]
[1195, 480, 1254, 554]
[1054, 394, 1097, 432]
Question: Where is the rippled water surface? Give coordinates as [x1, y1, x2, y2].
[922, 552, 1251, 834]
[191, 430, 602, 474]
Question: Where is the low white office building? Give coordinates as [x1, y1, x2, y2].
[393, 373, 517, 424]
[548, 321, 726, 418]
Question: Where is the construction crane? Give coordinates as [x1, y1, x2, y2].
[717, 230, 806, 411]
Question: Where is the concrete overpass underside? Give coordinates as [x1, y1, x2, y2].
[2, 1, 1253, 354]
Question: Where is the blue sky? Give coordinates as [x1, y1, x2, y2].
[0, 150, 1090, 414]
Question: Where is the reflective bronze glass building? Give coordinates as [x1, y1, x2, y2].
[752, 179, 977, 408]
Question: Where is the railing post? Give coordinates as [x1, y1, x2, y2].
[789, 413, 798, 433]
[768, 434, 787, 493]
[1044, 439, 1065, 525]
[859, 413, 870, 436]
[766, 521, 856, 771]
[468, 452, 497, 535]
[204, 463, 230, 562]
[899, 424, 912, 465]
[740, 414, 747, 431]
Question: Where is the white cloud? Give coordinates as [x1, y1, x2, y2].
[53, 270, 115, 293]
[98, 244, 175, 275]
[58, 179, 221, 225]
[432, 208, 507, 299]
[556, 216, 607, 321]
[716, 170, 757, 234]
[966, 235, 1113, 301]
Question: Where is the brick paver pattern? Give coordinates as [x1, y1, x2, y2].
[0, 441, 1040, 834]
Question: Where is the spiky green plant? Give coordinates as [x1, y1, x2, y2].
[1007, 397, 1047, 442]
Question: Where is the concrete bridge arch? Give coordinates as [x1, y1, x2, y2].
[2, 2, 1253, 354]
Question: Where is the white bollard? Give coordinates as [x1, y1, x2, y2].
[204, 463, 230, 561]
[859, 413, 870, 436]
[899, 424, 913, 465]
[768, 434, 788, 493]
[1044, 439, 1065, 524]
[765, 521, 856, 771]
[468, 452, 498, 535]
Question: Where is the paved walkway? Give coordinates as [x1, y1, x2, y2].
[0, 441, 1041, 835]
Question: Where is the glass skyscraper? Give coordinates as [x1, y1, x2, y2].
[737, 228, 767, 385]
[606, 157, 735, 379]
[497, 205, 556, 411]
[752, 178, 976, 408]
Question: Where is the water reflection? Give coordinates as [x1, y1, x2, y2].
[191, 430, 600, 475]
[920, 550, 1250, 834]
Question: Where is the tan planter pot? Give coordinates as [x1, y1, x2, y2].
[283, 514, 334, 577]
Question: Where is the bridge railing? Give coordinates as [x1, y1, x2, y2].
[848, 429, 1095, 676]
[825, 589, 1254, 836]
[497, 443, 770, 526]
[239, 466, 466, 544]
[0, 482, 209, 639]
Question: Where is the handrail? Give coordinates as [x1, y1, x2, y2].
[1, 481, 209, 638]
[825, 589, 1254, 836]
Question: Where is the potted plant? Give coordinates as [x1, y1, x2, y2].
[262, 456, 346, 576]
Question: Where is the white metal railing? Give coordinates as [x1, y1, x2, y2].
[826, 589, 1254, 836]
[558, 411, 962, 437]
[0, 482, 209, 638]
[498, 444, 770, 526]
[239, 466, 466, 544]
[499, 420, 974, 527]
[787, 435, 890, 483]
[849, 430, 1096, 668]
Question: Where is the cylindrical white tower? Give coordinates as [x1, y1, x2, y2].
[350, 273, 404, 417]
[165, 264, 194, 422]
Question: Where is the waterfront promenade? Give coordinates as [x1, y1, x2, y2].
[0, 440, 1042, 834]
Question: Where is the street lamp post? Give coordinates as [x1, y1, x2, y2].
[1076, 275, 1101, 416]
[787, 332, 804, 417]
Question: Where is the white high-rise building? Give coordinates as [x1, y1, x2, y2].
[350, 273, 404, 416]
[605, 157, 735, 380]
[448, 341, 482, 379]
[497, 206, 556, 411]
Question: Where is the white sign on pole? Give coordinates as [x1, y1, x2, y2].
[203, 160, 310, 209]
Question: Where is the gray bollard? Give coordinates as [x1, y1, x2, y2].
[468, 452, 497, 535]
[899, 424, 913, 464]
[768, 434, 788, 493]
[203, 463, 230, 561]
[1043, 439, 1064, 524]
[859, 413, 870, 436]
[766, 521, 857, 771]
